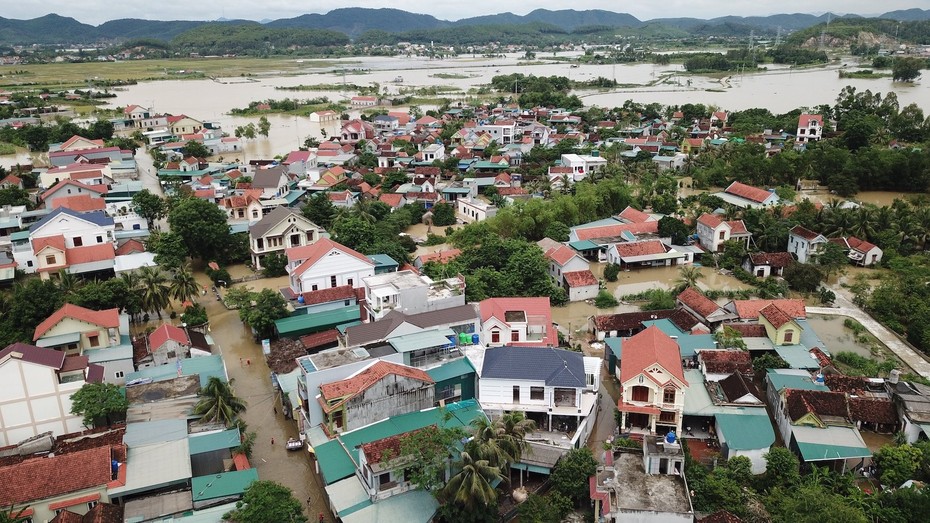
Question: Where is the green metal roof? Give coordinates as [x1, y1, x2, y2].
[367, 254, 399, 269]
[766, 370, 829, 393]
[10, 230, 30, 241]
[189, 428, 241, 455]
[275, 306, 360, 337]
[568, 240, 600, 251]
[605, 337, 622, 359]
[316, 400, 484, 485]
[284, 189, 306, 206]
[389, 328, 455, 353]
[124, 354, 226, 388]
[796, 441, 872, 461]
[470, 161, 509, 170]
[774, 345, 820, 370]
[341, 489, 438, 523]
[441, 187, 472, 194]
[641, 319, 716, 358]
[191, 469, 259, 502]
[427, 357, 475, 383]
[715, 413, 775, 451]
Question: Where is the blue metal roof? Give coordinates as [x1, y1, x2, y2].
[481, 346, 585, 387]
[29, 207, 113, 232]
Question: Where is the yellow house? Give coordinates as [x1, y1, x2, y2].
[758, 303, 802, 345]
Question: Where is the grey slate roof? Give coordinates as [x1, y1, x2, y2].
[249, 206, 305, 238]
[29, 207, 114, 232]
[252, 164, 288, 189]
[344, 304, 479, 347]
[481, 346, 586, 387]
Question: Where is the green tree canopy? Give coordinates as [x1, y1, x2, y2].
[193, 377, 246, 427]
[70, 382, 128, 428]
[168, 197, 232, 262]
[224, 480, 306, 523]
[550, 447, 598, 504]
[131, 189, 167, 229]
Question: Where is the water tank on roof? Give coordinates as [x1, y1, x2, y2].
[297, 295, 305, 304]
[815, 373, 825, 385]
[472, 334, 480, 345]
[665, 431, 677, 445]
[459, 332, 470, 345]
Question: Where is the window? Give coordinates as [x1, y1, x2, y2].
[511, 330, 520, 342]
[26, 260, 33, 267]
[88, 334, 100, 347]
[587, 373, 596, 386]
[256, 239, 264, 250]
[530, 387, 544, 400]
[347, 278, 353, 287]
[87, 501, 98, 510]
[330, 276, 337, 288]
[631, 385, 649, 402]
[491, 330, 500, 343]
[512, 386, 520, 403]
[96, 236, 103, 243]
[718, 231, 725, 240]
[114, 371, 124, 379]
[73, 236, 83, 247]
[45, 255, 56, 265]
[784, 330, 794, 343]
[663, 388, 676, 404]
[311, 285, 318, 291]
[799, 128, 806, 135]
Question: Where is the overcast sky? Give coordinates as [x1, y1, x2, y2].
[4, 1, 919, 26]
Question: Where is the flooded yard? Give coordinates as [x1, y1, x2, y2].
[805, 314, 883, 360]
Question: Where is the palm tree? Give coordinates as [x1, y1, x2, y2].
[0, 507, 32, 523]
[138, 266, 170, 320]
[467, 417, 512, 469]
[170, 264, 200, 304]
[674, 266, 704, 293]
[56, 270, 82, 297]
[440, 451, 506, 510]
[497, 411, 536, 464]
[193, 377, 247, 427]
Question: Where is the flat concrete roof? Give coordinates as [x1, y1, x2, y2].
[604, 452, 691, 516]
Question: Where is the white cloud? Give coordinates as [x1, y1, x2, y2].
[3, 0, 918, 26]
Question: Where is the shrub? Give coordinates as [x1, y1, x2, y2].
[604, 263, 621, 282]
[595, 290, 619, 308]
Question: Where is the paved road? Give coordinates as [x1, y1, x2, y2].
[807, 293, 930, 378]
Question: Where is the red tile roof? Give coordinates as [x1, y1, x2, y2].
[115, 240, 146, 256]
[51, 194, 106, 212]
[300, 285, 356, 306]
[0, 445, 113, 506]
[748, 252, 794, 268]
[361, 428, 425, 463]
[148, 324, 190, 351]
[34, 304, 120, 341]
[563, 270, 598, 287]
[785, 389, 849, 422]
[677, 287, 720, 318]
[33, 235, 67, 255]
[378, 193, 405, 207]
[544, 244, 580, 266]
[824, 374, 868, 394]
[612, 240, 667, 259]
[724, 323, 767, 337]
[289, 238, 373, 277]
[727, 220, 748, 235]
[64, 244, 116, 265]
[847, 236, 878, 254]
[417, 249, 462, 265]
[617, 206, 651, 224]
[320, 360, 433, 402]
[299, 329, 340, 350]
[697, 213, 723, 228]
[789, 225, 822, 241]
[574, 221, 659, 241]
[725, 182, 773, 204]
[848, 397, 898, 425]
[730, 299, 806, 320]
[618, 325, 687, 386]
[798, 113, 823, 128]
[759, 303, 795, 329]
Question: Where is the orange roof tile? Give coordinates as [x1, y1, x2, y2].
[759, 303, 795, 329]
[677, 287, 720, 318]
[65, 244, 115, 265]
[417, 249, 462, 265]
[544, 244, 580, 266]
[148, 324, 190, 351]
[730, 299, 806, 320]
[563, 270, 598, 287]
[725, 182, 773, 204]
[289, 238, 373, 277]
[478, 297, 557, 346]
[34, 303, 119, 341]
[0, 445, 113, 506]
[33, 235, 67, 255]
[115, 240, 146, 256]
[618, 325, 687, 386]
[320, 360, 433, 401]
[51, 194, 106, 212]
[618, 206, 651, 224]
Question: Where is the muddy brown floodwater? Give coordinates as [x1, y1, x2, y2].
[155, 271, 334, 521]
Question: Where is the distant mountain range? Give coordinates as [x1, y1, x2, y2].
[1, 7, 929, 45]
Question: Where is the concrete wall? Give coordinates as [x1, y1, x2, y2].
[0, 359, 86, 446]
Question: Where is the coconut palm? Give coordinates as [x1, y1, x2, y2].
[56, 270, 83, 297]
[138, 265, 170, 320]
[674, 265, 704, 293]
[440, 451, 506, 510]
[193, 377, 247, 427]
[170, 263, 200, 304]
[0, 507, 32, 523]
[467, 417, 512, 469]
[497, 411, 536, 464]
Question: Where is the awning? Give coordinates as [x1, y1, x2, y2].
[618, 401, 660, 415]
[35, 332, 81, 347]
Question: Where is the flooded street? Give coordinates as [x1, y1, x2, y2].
[805, 314, 877, 359]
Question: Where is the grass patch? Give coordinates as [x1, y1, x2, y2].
[0, 142, 16, 155]
[838, 69, 892, 79]
[430, 72, 473, 79]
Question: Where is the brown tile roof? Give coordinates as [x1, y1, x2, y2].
[574, 221, 659, 242]
[299, 329, 340, 351]
[320, 360, 433, 401]
[361, 428, 430, 463]
[544, 244, 579, 266]
[300, 285, 356, 306]
[823, 374, 868, 394]
[617, 206, 651, 224]
[759, 303, 794, 329]
[718, 372, 763, 403]
[563, 270, 598, 287]
[726, 220, 748, 235]
[748, 252, 794, 268]
[50, 511, 84, 523]
[34, 304, 120, 341]
[612, 240, 667, 258]
[700, 350, 752, 375]
[847, 236, 878, 254]
[785, 389, 849, 422]
[0, 445, 114, 506]
[677, 287, 720, 318]
[593, 309, 699, 333]
[115, 239, 146, 256]
[730, 299, 806, 320]
[725, 182, 773, 204]
[848, 397, 898, 425]
[790, 225, 822, 242]
[724, 323, 767, 337]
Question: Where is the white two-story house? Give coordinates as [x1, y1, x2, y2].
[474, 345, 600, 445]
[796, 113, 823, 144]
[615, 326, 688, 435]
[249, 206, 325, 270]
[362, 270, 466, 321]
[479, 297, 558, 347]
[788, 225, 828, 264]
[287, 238, 375, 294]
[696, 213, 751, 253]
[12, 208, 116, 279]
